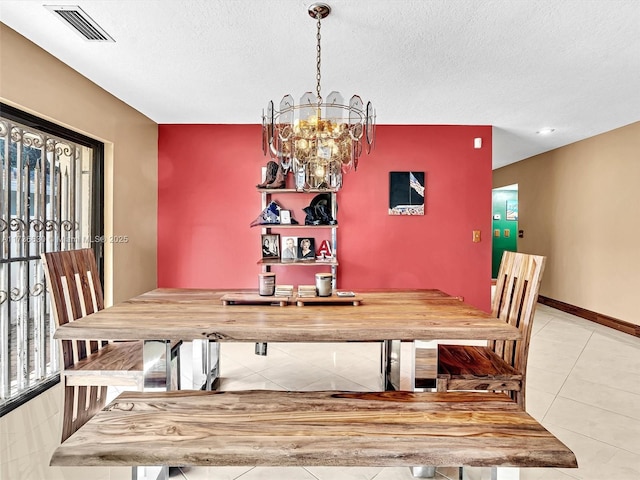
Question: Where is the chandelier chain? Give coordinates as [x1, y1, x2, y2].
[316, 11, 322, 104]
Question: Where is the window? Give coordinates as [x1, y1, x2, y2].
[0, 104, 103, 415]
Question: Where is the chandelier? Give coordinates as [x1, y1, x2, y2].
[262, 3, 375, 190]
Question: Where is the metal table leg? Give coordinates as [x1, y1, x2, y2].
[382, 339, 401, 391]
[137, 341, 175, 480]
[202, 340, 220, 390]
[142, 340, 174, 391]
[411, 466, 436, 478]
[255, 342, 268, 356]
[492, 467, 520, 479]
[132, 465, 169, 480]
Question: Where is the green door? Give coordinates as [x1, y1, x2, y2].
[491, 187, 518, 278]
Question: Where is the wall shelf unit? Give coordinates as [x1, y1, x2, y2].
[258, 188, 338, 288]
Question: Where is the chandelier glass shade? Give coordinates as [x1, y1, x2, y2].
[262, 3, 375, 190]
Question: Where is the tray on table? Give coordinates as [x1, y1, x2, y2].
[295, 293, 362, 306]
[221, 293, 290, 306]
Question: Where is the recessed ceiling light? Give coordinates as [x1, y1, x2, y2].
[536, 128, 556, 135]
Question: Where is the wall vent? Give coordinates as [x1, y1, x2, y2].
[45, 5, 115, 42]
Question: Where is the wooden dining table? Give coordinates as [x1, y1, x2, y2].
[53, 288, 519, 391]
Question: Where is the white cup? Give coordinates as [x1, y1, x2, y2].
[315, 273, 333, 297]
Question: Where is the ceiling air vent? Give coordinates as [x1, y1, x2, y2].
[45, 5, 115, 42]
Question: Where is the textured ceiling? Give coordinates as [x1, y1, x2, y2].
[1, 0, 639, 169]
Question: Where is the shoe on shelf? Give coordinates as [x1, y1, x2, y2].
[264, 163, 286, 189]
[257, 161, 279, 188]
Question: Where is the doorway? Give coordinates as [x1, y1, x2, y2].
[491, 185, 518, 278]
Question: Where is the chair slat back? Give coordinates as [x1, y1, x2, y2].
[490, 251, 546, 375]
[61, 384, 107, 442]
[41, 248, 106, 369]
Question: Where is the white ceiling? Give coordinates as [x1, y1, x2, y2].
[1, 0, 639, 169]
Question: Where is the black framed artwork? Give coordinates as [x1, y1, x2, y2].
[261, 233, 280, 258]
[389, 171, 425, 215]
[297, 237, 316, 260]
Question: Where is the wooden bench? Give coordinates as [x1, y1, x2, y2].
[50, 390, 577, 471]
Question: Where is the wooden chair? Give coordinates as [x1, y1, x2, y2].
[41, 248, 180, 441]
[434, 251, 546, 410]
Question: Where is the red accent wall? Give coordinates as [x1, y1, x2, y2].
[158, 124, 492, 311]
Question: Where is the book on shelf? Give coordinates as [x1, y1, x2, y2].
[275, 285, 294, 297]
[297, 285, 317, 298]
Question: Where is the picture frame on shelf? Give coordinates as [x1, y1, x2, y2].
[297, 237, 315, 260]
[281, 236, 298, 261]
[280, 210, 292, 224]
[261, 233, 280, 259]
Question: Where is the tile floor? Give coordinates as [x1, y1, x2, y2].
[165, 304, 640, 480]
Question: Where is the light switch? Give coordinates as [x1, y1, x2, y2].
[473, 230, 481, 243]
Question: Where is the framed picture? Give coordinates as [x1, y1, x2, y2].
[261, 233, 280, 258]
[389, 171, 425, 215]
[281, 236, 298, 260]
[506, 200, 518, 221]
[297, 237, 315, 260]
[280, 210, 291, 224]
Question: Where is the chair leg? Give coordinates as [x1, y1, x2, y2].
[514, 388, 525, 410]
[436, 376, 448, 392]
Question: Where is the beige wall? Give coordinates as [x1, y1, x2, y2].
[1, 23, 156, 480]
[0, 23, 158, 305]
[493, 121, 640, 326]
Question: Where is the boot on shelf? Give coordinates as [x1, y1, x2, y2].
[264, 162, 286, 189]
[256, 161, 279, 188]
